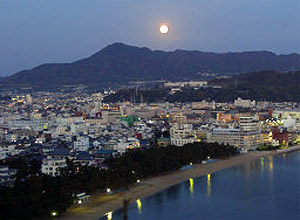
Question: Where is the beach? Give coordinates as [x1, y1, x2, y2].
[61, 146, 300, 220]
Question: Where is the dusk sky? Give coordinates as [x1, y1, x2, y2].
[1, 0, 299, 76]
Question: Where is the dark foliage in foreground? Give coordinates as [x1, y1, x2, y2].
[257, 144, 280, 151]
[0, 142, 237, 219]
[107, 143, 237, 178]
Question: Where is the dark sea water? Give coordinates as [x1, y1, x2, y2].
[101, 152, 300, 220]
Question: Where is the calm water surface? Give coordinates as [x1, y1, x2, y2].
[101, 152, 300, 220]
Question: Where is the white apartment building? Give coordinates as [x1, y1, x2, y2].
[272, 109, 300, 120]
[41, 158, 67, 177]
[0, 145, 18, 157]
[133, 109, 155, 119]
[0, 147, 6, 160]
[102, 110, 122, 124]
[209, 116, 261, 150]
[170, 124, 197, 146]
[273, 109, 300, 130]
[56, 117, 84, 126]
[192, 101, 216, 110]
[171, 113, 187, 125]
[7, 119, 48, 131]
[26, 94, 33, 104]
[164, 81, 208, 88]
[113, 138, 140, 153]
[0, 165, 17, 186]
[234, 97, 256, 108]
[170, 124, 193, 138]
[209, 128, 242, 147]
[74, 136, 89, 151]
[171, 137, 195, 147]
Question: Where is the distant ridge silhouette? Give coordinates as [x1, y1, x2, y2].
[1, 42, 300, 89]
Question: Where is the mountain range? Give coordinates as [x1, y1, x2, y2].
[1, 43, 300, 89]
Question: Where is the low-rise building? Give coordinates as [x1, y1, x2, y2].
[208, 116, 261, 150]
[74, 136, 89, 151]
[234, 97, 256, 108]
[0, 165, 17, 187]
[170, 124, 198, 146]
[41, 158, 67, 177]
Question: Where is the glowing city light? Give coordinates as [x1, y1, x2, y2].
[105, 212, 113, 220]
[51, 211, 58, 217]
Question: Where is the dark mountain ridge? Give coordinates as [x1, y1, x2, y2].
[104, 70, 300, 103]
[1, 43, 300, 89]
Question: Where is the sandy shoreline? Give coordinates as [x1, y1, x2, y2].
[61, 146, 300, 220]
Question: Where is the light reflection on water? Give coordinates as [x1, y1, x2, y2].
[260, 157, 265, 172]
[101, 152, 300, 220]
[189, 178, 194, 194]
[136, 199, 142, 214]
[207, 174, 211, 197]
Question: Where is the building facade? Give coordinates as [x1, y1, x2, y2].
[209, 116, 261, 150]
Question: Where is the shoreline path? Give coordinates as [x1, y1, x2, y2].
[61, 146, 300, 220]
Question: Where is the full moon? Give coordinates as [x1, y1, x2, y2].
[160, 24, 169, 34]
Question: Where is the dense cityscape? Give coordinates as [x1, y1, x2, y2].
[1, 0, 299, 219]
[0, 82, 299, 218]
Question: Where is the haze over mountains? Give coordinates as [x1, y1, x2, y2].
[1, 43, 300, 89]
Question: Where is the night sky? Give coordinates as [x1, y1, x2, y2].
[0, 0, 299, 76]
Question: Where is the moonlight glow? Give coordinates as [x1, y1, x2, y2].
[160, 24, 169, 34]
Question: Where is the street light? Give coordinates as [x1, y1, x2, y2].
[105, 212, 113, 220]
[51, 211, 58, 217]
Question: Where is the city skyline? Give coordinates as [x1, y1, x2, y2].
[0, 1, 299, 219]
